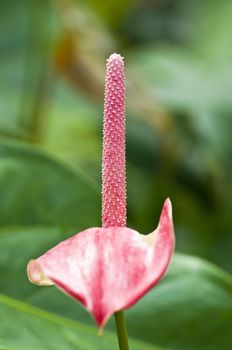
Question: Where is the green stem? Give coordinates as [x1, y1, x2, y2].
[114, 311, 130, 350]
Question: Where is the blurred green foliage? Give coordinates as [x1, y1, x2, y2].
[0, 0, 232, 349]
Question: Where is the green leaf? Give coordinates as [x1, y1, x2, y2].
[82, 0, 132, 28]
[42, 81, 102, 171]
[192, 0, 232, 64]
[126, 254, 232, 350]
[0, 139, 100, 228]
[131, 47, 232, 114]
[0, 295, 158, 350]
[0, 226, 231, 349]
[0, 0, 53, 139]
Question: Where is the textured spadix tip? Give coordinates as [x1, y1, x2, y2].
[107, 53, 124, 64]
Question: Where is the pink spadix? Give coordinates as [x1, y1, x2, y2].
[27, 53, 175, 329]
[102, 53, 126, 227]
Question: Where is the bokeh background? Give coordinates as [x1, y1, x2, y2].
[0, 1, 232, 349]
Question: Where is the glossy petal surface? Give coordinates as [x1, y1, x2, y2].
[27, 199, 174, 327]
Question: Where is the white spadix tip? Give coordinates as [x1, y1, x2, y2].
[107, 53, 124, 63]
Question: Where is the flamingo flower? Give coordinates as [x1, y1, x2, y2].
[27, 53, 175, 330]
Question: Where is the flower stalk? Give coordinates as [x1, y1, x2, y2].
[114, 311, 130, 350]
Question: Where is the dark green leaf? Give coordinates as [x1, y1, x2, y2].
[0, 295, 158, 350]
[0, 140, 100, 228]
[126, 254, 232, 350]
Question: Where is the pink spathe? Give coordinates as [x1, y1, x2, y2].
[28, 199, 174, 328]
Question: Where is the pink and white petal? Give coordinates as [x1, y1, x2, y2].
[27, 198, 174, 328]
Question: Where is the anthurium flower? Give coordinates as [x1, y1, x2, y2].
[27, 53, 175, 330]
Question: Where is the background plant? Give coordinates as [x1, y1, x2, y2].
[0, 0, 232, 349]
